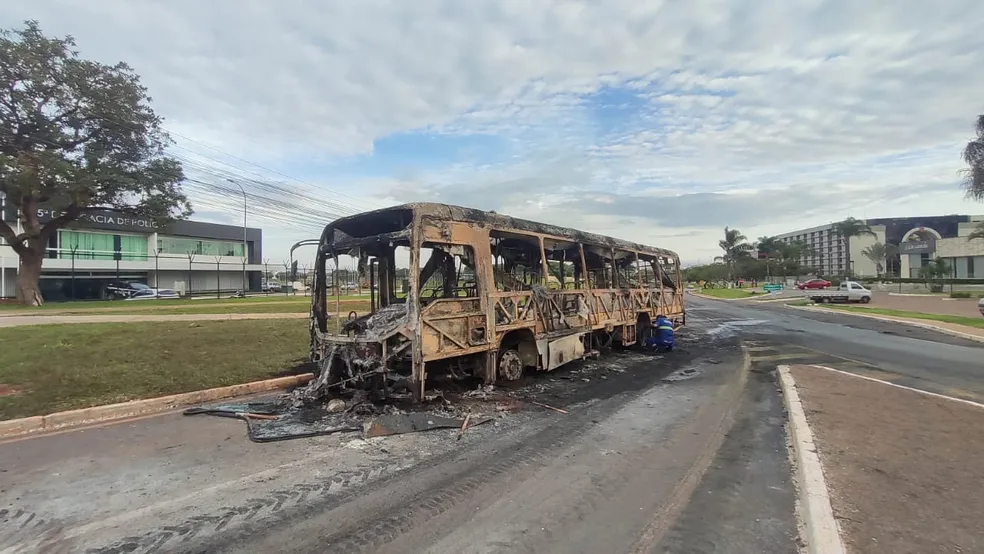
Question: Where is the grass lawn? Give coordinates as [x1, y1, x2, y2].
[0, 295, 370, 316]
[0, 319, 311, 420]
[0, 300, 370, 316]
[824, 305, 984, 329]
[698, 288, 757, 299]
[0, 294, 368, 312]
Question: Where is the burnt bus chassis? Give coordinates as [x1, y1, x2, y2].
[310, 203, 685, 402]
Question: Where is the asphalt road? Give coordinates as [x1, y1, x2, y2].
[688, 295, 984, 401]
[2, 295, 981, 553]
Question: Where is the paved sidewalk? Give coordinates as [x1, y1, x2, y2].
[789, 365, 984, 554]
[0, 312, 308, 328]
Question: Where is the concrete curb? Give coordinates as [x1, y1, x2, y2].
[778, 365, 846, 554]
[0, 373, 314, 440]
[785, 304, 984, 344]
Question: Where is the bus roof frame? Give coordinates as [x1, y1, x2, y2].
[319, 202, 681, 264]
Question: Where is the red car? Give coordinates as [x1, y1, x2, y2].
[797, 279, 831, 290]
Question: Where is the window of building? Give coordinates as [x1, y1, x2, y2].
[57, 230, 147, 261]
[969, 256, 975, 279]
[157, 236, 245, 257]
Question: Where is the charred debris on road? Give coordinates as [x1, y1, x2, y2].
[183, 338, 701, 443]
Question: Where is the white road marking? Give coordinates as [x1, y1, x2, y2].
[812, 365, 984, 410]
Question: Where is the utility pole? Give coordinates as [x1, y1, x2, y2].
[227, 178, 248, 294]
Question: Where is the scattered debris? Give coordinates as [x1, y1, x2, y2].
[364, 413, 490, 438]
[663, 367, 701, 383]
[237, 412, 279, 420]
[326, 398, 347, 413]
[457, 414, 472, 441]
[529, 400, 569, 414]
[464, 384, 496, 399]
[495, 397, 524, 413]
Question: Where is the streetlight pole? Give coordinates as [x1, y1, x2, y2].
[227, 178, 248, 294]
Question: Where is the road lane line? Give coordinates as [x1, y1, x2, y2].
[812, 365, 984, 410]
[750, 353, 813, 362]
[778, 365, 847, 554]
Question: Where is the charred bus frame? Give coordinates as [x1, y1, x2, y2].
[310, 203, 685, 401]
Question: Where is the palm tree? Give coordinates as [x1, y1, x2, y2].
[919, 257, 952, 292]
[860, 242, 895, 277]
[777, 240, 815, 280]
[832, 217, 876, 276]
[968, 221, 984, 241]
[716, 227, 752, 282]
[962, 114, 984, 201]
[755, 236, 782, 280]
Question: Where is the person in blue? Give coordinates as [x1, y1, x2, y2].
[645, 314, 675, 352]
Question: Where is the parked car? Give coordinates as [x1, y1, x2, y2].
[262, 282, 282, 292]
[808, 281, 872, 304]
[797, 279, 832, 290]
[105, 281, 151, 299]
[979, 297, 984, 317]
[124, 288, 180, 300]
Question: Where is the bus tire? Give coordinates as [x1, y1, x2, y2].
[498, 349, 524, 381]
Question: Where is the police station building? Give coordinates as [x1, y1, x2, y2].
[1, 201, 264, 301]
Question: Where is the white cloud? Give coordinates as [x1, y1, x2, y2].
[3, 0, 983, 263]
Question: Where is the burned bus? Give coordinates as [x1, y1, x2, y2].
[310, 203, 685, 401]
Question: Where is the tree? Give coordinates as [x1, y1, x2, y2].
[769, 240, 814, 280]
[961, 114, 984, 201]
[832, 217, 876, 276]
[755, 235, 782, 279]
[860, 242, 895, 278]
[715, 227, 752, 282]
[0, 21, 190, 305]
[967, 221, 984, 241]
[918, 257, 951, 292]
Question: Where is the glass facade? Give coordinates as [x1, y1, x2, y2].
[57, 230, 148, 261]
[157, 236, 245, 257]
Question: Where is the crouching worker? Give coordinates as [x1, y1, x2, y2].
[645, 314, 675, 352]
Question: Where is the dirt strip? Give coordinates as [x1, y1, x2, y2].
[789, 365, 984, 554]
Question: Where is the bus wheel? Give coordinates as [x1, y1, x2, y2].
[498, 349, 523, 381]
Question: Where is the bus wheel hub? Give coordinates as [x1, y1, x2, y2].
[498, 350, 523, 381]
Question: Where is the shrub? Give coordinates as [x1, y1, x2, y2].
[950, 291, 972, 299]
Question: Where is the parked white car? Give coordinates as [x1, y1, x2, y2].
[978, 297, 984, 317]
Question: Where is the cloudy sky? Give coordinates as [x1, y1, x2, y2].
[5, 0, 984, 264]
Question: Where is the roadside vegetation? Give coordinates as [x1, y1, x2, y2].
[823, 305, 984, 329]
[0, 320, 310, 420]
[697, 288, 757, 299]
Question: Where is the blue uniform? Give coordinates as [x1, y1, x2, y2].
[646, 316, 675, 351]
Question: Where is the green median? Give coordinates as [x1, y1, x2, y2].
[822, 305, 984, 329]
[696, 288, 758, 299]
[0, 294, 369, 313]
[0, 297, 370, 316]
[0, 319, 311, 420]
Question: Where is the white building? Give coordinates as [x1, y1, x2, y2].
[1, 201, 265, 301]
[773, 214, 984, 279]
